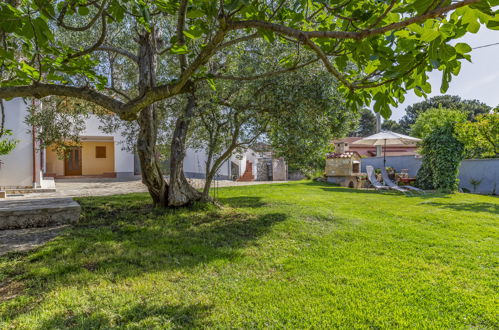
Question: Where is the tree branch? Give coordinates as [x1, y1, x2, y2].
[65, 13, 107, 61]
[210, 58, 318, 81]
[228, 0, 479, 40]
[0, 84, 125, 113]
[58, 0, 108, 32]
[97, 46, 139, 63]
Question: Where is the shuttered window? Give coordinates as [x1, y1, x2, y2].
[96, 146, 106, 158]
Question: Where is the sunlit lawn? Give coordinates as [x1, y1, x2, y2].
[1, 181, 498, 328]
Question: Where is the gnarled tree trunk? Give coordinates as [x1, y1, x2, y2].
[137, 104, 168, 206]
[136, 30, 169, 207]
[168, 94, 202, 206]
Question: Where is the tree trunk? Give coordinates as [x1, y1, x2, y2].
[137, 105, 168, 206]
[136, 30, 169, 207]
[168, 94, 202, 206]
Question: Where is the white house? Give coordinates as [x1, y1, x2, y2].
[0, 98, 270, 188]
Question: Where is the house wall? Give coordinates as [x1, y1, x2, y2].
[183, 148, 232, 180]
[272, 158, 288, 181]
[45, 147, 64, 176]
[81, 141, 115, 175]
[0, 99, 39, 188]
[80, 115, 135, 178]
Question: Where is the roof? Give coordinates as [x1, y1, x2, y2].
[326, 151, 361, 159]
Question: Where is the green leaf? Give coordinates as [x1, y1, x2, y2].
[170, 44, 189, 54]
[78, 6, 90, 16]
[207, 78, 216, 91]
[186, 9, 205, 19]
[413, 0, 434, 14]
[467, 20, 481, 33]
[455, 42, 472, 54]
[421, 29, 440, 42]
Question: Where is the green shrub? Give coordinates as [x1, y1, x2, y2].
[416, 125, 464, 192]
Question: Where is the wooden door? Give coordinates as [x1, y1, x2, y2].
[65, 147, 82, 176]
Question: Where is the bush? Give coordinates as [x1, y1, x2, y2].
[416, 125, 464, 192]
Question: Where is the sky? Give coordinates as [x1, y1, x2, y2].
[385, 28, 499, 122]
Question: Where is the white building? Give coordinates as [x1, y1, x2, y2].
[0, 99, 263, 188]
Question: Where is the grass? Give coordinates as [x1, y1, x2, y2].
[0, 181, 498, 328]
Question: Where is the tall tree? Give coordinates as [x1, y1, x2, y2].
[349, 108, 377, 137]
[381, 119, 404, 133]
[399, 95, 492, 133]
[1, 0, 498, 207]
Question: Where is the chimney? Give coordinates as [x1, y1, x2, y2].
[336, 142, 349, 154]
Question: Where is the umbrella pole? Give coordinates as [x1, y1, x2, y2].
[383, 139, 387, 168]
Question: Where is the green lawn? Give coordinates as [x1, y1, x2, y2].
[1, 181, 498, 328]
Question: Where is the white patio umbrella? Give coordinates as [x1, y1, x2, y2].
[352, 131, 421, 167]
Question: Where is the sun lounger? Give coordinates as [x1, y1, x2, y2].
[380, 167, 416, 194]
[366, 165, 390, 190]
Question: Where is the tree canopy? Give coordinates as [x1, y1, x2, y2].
[398, 95, 492, 133]
[410, 107, 468, 138]
[455, 111, 499, 158]
[1, 1, 498, 117]
[2, 0, 499, 207]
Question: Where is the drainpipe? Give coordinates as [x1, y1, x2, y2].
[31, 100, 38, 188]
[32, 123, 37, 188]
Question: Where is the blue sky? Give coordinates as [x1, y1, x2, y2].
[386, 28, 499, 121]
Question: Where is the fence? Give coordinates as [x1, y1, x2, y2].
[361, 155, 499, 195]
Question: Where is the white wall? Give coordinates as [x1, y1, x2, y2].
[0, 99, 36, 188]
[183, 148, 232, 179]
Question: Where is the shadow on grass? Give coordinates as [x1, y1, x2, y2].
[421, 202, 499, 215]
[219, 196, 267, 208]
[39, 302, 213, 328]
[1, 194, 286, 326]
[303, 181, 450, 199]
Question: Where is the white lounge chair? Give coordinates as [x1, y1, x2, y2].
[379, 167, 412, 194]
[380, 167, 425, 194]
[366, 165, 389, 190]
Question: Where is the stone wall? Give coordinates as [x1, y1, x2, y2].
[256, 158, 272, 181]
[0, 198, 80, 230]
[325, 158, 352, 177]
[272, 158, 287, 181]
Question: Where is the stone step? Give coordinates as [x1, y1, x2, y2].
[0, 198, 80, 230]
[4, 188, 56, 195]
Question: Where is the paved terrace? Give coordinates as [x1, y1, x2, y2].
[7, 178, 288, 199]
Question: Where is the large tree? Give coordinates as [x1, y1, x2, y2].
[399, 95, 492, 133]
[1, 0, 498, 207]
[349, 108, 377, 137]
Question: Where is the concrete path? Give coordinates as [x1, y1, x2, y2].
[8, 178, 288, 199]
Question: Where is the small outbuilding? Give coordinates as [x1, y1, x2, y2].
[325, 142, 364, 188]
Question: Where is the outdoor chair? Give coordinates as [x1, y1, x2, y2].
[366, 165, 389, 191]
[380, 167, 424, 194]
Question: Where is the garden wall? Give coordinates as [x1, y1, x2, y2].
[361, 156, 499, 195]
[458, 159, 499, 195]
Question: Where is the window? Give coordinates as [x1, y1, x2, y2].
[96, 146, 106, 158]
